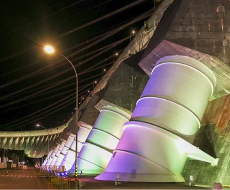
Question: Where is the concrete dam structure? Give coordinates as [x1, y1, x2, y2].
[3, 0, 230, 185]
[96, 56, 218, 182]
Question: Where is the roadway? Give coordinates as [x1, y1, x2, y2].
[0, 167, 214, 189]
[0, 167, 55, 189]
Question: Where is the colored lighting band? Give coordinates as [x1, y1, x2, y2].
[123, 121, 217, 164]
[151, 62, 215, 95]
[136, 97, 201, 129]
[77, 156, 104, 169]
[100, 110, 130, 121]
[90, 128, 120, 140]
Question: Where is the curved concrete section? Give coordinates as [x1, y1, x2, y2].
[77, 105, 131, 175]
[96, 56, 218, 182]
[59, 122, 92, 172]
[0, 118, 72, 158]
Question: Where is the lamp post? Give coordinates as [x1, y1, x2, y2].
[43, 45, 79, 188]
[36, 124, 49, 169]
[113, 52, 119, 64]
[130, 30, 135, 42]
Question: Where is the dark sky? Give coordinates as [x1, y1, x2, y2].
[0, 0, 158, 131]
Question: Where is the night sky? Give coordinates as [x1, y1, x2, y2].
[0, 0, 158, 131]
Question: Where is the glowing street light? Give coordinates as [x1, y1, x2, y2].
[44, 45, 54, 54]
[130, 30, 136, 42]
[115, 52, 119, 56]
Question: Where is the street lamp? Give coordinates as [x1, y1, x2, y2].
[130, 30, 135, 42]
[102, 68, 106, 75]
[113, 52, 119, 64]
[44, 45, 79, 188]
[36, 124, 49, 169]
[93, 80, 97, 88]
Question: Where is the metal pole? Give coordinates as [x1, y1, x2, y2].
[56, 52, 79, 189]
[47, 130, 49, 172]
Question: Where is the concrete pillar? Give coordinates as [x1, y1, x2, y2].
[77, 105, 131, 175]
[46, 144, 60, 169]
[96, 56, 218, 182]
[54, 134, 75, 169]
[60, 122, 92, 172]
[50, 140, 66, 167]
[42, 150, 53, 167]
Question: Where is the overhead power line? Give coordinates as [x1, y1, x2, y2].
[56, 0, 148, 39]
[6, 97, 75, 131]
[0, 19, 124, 77]
[3, 82, 99, 131]
[0, 0, 142, 64]
[0, 0, 85, 38]
[0, 72, 101, 109]
[3, 86, 90, 113]
[67, 8, 154, 59]
[0, 35, 128, 90]
[1, 93, 75, 129]
[8, 99, 76, 131]
[12, 55, 114, 99]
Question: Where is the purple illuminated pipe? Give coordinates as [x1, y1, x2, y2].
[96, 56, 218, 182]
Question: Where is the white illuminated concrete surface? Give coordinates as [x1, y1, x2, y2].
[96, 55, 218, 182]
[50, 140, 66, 166]
[77, 105, 131, 175]
[46, 144, 60, 168]
[42, 150, 53, 168]
[59, 122, 92, 172]
[0, 119, 71, 158]
[54, 134, 75, 168]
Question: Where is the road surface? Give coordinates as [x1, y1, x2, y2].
[0, 167, 55, 189]
[0, 167, 215, 189]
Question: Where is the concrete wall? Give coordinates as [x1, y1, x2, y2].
[182, 94, 230, 185]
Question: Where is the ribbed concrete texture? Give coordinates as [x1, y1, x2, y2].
[50, 140, 66, 167]
[42, 150, 53, 167]
[46, 144, 60, 168]
[54, 134, 75, 168]
[60, 122, 92, 172]
[96, 55, 218, 182]
[77, 105, 131, 175]
[0, 119, 71, 158]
